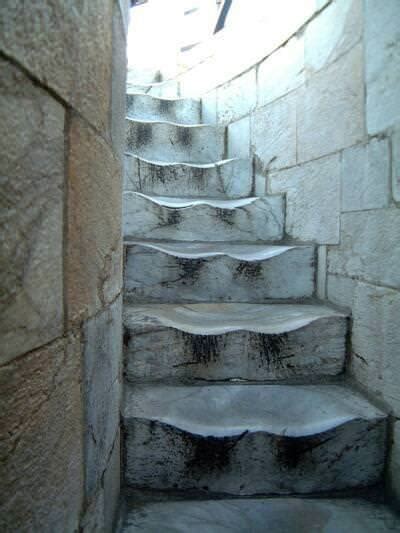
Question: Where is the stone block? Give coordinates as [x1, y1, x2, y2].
[0, 58, 64, 364]
[297, 44, 364, 162]
[217, 69, 256, 124]
[269, 154, 341, 244]
[111, 2, 127, 164]
[305, 0, 362, 73]
[0, 336, 83, 532]
[228, 116, 250, 159]
[258, 35, 304, 107]
[341, 138, 390, 212]
[365, 0, 400, 134]
[327, 209, 400, 288]
[389, 422, 400, 508]
[0, 0, 113, 133]
[66, 115, 122, 322]
[251, 92, 296, 171]
[327, 276, 400, 416]
[83, 296, 122, 499]
[392, 128, 400, 203]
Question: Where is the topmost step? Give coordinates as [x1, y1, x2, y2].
[126, 93, 201, 125]
[126, 78, 180, 98]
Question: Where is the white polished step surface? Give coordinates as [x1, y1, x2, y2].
[123, 192, 284, 241]
[126, 93, 201, 124]
[121, 498, 400, 532]
[124, 242, 314, 302]
[123, 383, 386, 494]
[124, 155, 252, 198]
[126, 119, 224, 163]
[123, 303, 346, 381]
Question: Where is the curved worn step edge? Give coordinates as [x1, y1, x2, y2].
[124, 240, 307, 261]
[123, 303, 347, 336]
[124, 153, 242, 170]
[123, 383, 386, 438]
[126, 116, 210, 128]
[125, 191, 263, 209]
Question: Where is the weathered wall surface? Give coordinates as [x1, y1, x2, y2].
[195, 0, 400, 508]
[0, 1, 128, 530]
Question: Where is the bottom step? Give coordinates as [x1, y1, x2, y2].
[123, 383, 386, 495]
[121, 498, 400, 532]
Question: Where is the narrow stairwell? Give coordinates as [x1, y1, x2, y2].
[118, 87, 399, 531]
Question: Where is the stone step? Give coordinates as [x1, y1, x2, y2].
[123, 303, 347, 381]
[121, 498, 400, 532]
[126, 119, 224, 163]
[123, 193, 284, 241]
[124, 242, 314, 303]
[126, 78, 180, 98]
[126, 93, 201, 124]
[122, 383, 386, 495]
[124, 155, 252, 198]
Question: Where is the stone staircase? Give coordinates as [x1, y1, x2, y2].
[119, 87, 398, 531]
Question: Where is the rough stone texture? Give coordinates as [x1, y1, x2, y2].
[0, 0, 113, 133]
[83, 296, 122, 500]
[111, 2, 128, 164]
[269, 154, 341, 244]
[365, 0, 400, 134]
[327, 209, 400, 288]
[124, 155, 252, 198]
[67, 115, 123, 322]
[257, 35, 304, 107]
[123, 193, 283, 241]
[104, 431, 121, 533]
[227, 116, 250, 159]
[341, 138, 390, 212]
[297, 44, 364, 162]
[124, 243, 314, 303]
[327, 276, 400, 417]
[123, 384, 386, 494]
[0, 58, 64, 364]
[393, 128, 400, 203]
[304, 0, 362, 73]
[126, 119, 225, 163]
[217, 69, 256, 124]
[126, 94, 201, 124]
[122, 498, 400, 533]
[389, 422, 400, 507]
[124, 303, 346, 381]
[0, 336, 83, 533]
[251, 93, 297, 171]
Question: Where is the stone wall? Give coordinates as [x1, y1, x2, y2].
[0, 1, 129, 531]
[198, 0, 400, 508]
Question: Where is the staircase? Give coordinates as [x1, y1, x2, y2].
[119, 88, 399, 531]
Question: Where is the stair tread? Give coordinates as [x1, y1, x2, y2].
[126, 92, 200, 103]
[124, 302, 346, 336]
[123, 382, 385, 438]
[121, 498, 400, 532]
[125, 154, 244, 169]
[124, 240, 311, 261]
[125, 192, 266, 208]
[126, 116, 208, 128]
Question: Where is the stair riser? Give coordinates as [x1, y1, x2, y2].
[126, 95, 201, 124]
[123, 195, 284, 241]
[124, 156, 252, 198]
[126, 120, 225, 163]
[124, 247, 315, 303]
[124, 316, 346, 381]
[123, 417, 385, 495]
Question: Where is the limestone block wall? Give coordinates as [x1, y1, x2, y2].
[0, 1, 129, 531]
[196, 0, 400, 508]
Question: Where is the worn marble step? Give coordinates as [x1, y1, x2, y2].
[124, 242, 314, 303]
[124, 155, 252, 198]
[123, 193, 284, 241]
[123, 303, 346, 381]
[121, 498, 400, 532]
[126, 93, 201, 124]
[123, 383, 386, 494]
[126, 119, 225, 163]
